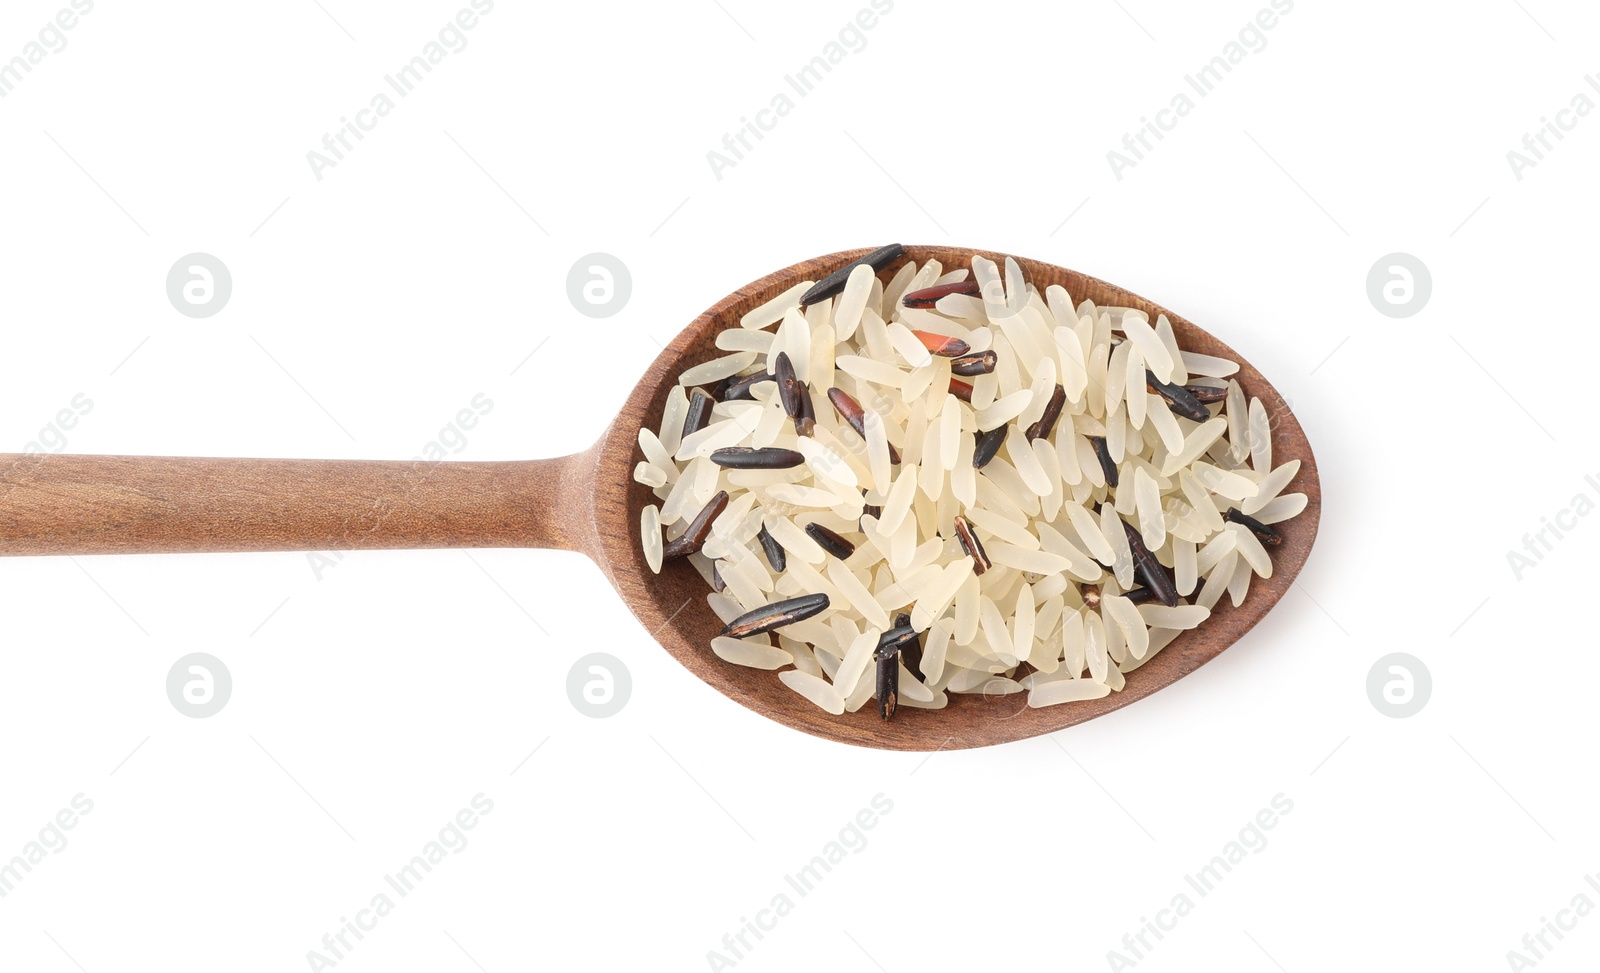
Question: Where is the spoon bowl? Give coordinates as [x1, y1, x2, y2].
[0, 245, 1320, 750]
[600, 245, 1320, 750]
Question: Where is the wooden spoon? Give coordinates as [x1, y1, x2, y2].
[0, 246, 1320, 750]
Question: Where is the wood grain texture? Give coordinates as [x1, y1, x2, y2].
[0, 245, 1320, 751]
[597, 245, 1322, 751]
[0, 453, 598, 555]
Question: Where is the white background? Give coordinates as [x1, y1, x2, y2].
[0, 0, 1596, 970]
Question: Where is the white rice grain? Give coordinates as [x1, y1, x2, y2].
[1084, 611, 1108, 682]
[634, 462, 668, 490]
[886, 321, 934, 367]
[1137, 604, 1212, 629]
[1106, 341, 1130, 418]
[1182, 351, 1239, 377]
[1007, 426, 1053, 496]
[881, 260, 919, 309]
[642, 504, 663, 574]
[1126, 343, 1149, 428]
[922, 618, 953, 684]
[1174, 536, 1198, 596]
[717, 329, 776, 354]
[711, 636, 792, 670]
[675, 416, 752, 462]
[1119, 310, 1175, 382]
[1229, 522, 1274, 578]
[1103, 594, 1149, 661]
[765, 513, 826, 564]
[1144, 394, 1186, 454]
[862, 407, 893, 494]
[833, 627, 881, 696]
[1226, 379, 1248, 462]
[985, 540, 1075, 576]
[1016, 530, 1104, 582]
[1155, 315, 1188, 384]
[638, 427, 675, 472]
[964, 508, 1039, 550]
[1252, 492, 1309, 524]
[679, 352, 758, 387]
[977, 595, 1017, 664]
[828, 560, 891, 632]
[975, 389, 1034, 431]
[1161, 417, 1229, 477]
[833, 264, 877, 341]
[1133, 466, 1166, 551]
[1029, 678, 1111, 707]
[1227, 555, 1253, 607]
[1101, 501, 1135, 588]
[836, 354, 908, 388]
[954, 570, 981, 645]
[911, 557, 975, 631]
[1196, 529, 1239, 574]
[1012, 582, 1037, 662]
[775, 308, 812, 383]
[1248, 396, 1272, 472]
[1190, 461, 1260, 502]
[1241, 459, 1301, 515]
[796, 437, 858, 491]
[741, 282, 811, 330]
[779, 670, 846, 714]
[658, 386, 690, 454]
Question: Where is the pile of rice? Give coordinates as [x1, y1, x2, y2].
[635, 248, 1306, 717]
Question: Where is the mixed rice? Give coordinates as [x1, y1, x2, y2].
[636, 246, 1306, 719]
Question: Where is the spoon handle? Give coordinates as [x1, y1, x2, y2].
[0, 451, 597, 556]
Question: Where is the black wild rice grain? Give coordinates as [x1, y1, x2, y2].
[722, 371, 774, 402]
[910, 330, 971, 357]
[826, 386, 865, 428]
[757, 524, 786, 572]
[879, 620, 918, 654]
[774, 352, 802, 417]
[1224, 507, 1283, 546]
[682, 389, 714, 440]
[799, 243, 904, 306]
[708, 446, 805, 470]
[973, 426, 1006, 470]
[1146, 370, 1210, 422]
[1118, 518, 1179, 608]
[661, 491, 729, 560]
[804, 522, 856, 560]
[874, 637, 901, 720]
[950, 350, 998, 376]
[1080, 583, 1102, 609]
[953, 515, 991, 575]
[720, 592, 831, 639]
[893, 611, 924, 681]
[773, 352, 814, 437]
[795, 383, 815, 437]
[827, 387, 900, 464]
[901, 279, 981, 308]
[1089, 436, 1119, 488]
[1183, 383, 1228, 404]
[1026, 384, 1067, 442]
